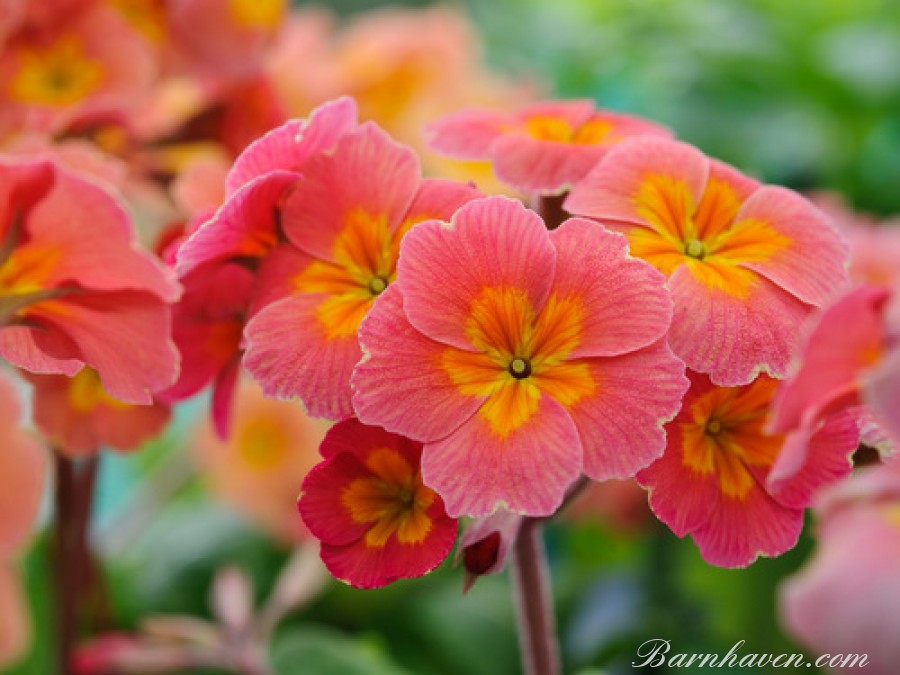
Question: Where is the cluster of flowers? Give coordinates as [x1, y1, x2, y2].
[1, 0, 899, 669]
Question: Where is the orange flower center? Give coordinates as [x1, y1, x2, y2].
[229, 0, 284, 30]
[341, 448, 435, 548]
[9, 36, 105, 107]
[523, 114, 612, 145]
[0, 243, 65, 323]
[68, 368, 130, 414]
[441, 286, 596, 438]
[627, 175, 790, 298]
[236, 416, 288, 470]
[680, 377, 784, 499]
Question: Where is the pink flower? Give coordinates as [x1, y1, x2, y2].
[426, 99, 672, 195]
[26, 368, 171, 457]
[637, 373, 859, 567]
[779, 459, 900, 674]
[565, 137, 850, 386]
[353, 196, 687, 517]
[0, 157, 180, 404]
[243, 121, 480, 419]
[299, 419, 457, 589]
[770, 285, 900, 485]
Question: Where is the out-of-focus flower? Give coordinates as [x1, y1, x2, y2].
[0, 370, 46, 668]
[427, 99, 671, 196]
[299, 419, 457, 589]
[565, 479, 654, 532]
[0, 3, 156, 137]
[353, 196, 687, 517]
[243, 122, 480, 419]
[637, 373, 858, 567]
[779, 459, 900, 674]
[193, 375, 327, 544]
[0, 157, 180, 403]
[811, 192, 900, 287]
[770, 285, 900, 486]
[26, 368, 170, 457]
[566, 137, 849, 386]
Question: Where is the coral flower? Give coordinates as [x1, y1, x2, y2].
[770, 285, 900, 482]
[779, 459, 900, 675]
[299, 419, 457, 589]
[426, 99, 672, 195]
[27, 368, 170, 457]
[565, 137, 849, 386]
[353, 196, 687, 517]
[193, 375, 328, 544]
[637, 373, 859, 567]
[0, 157, 180, 404]
[243, 121, 480, 419]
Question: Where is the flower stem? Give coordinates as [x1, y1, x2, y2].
[511, 519, 561, 675]
[535, 193, 569, 231]
[54, 453, 99, 673]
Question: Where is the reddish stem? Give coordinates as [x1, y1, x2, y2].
[511, 519, 561, 675]
[535, 193, 570, 231]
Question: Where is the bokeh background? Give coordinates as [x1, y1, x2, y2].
[7, 0, 899, 673]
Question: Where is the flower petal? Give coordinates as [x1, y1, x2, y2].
[424, 107, 514, 159]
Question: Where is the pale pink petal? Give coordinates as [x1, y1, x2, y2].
[175, 170, 298, 277]
[864, 349, 900, 446]
[225, 97, 358, 195]
[243, 294, 358, 420]
[490, 135, 608, 196]
[734, 186, 850, 306]
[424, 108, 514, 159]
[397, 196, 556, 351]
[422, 395, 582, 518]
[280, 123, 420, 261]
[352, 285, 483, 442]
[571, 340, 688, 481]
[0, 565, 30, 668]
[564, 137, 710, 228]
[668, 264, 814, 386]
[770, 285, 890, 434]
[549, 218, 673, 357]
[404, 178, 483, 223]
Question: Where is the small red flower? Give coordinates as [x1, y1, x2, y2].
[299, 419, 457, 589]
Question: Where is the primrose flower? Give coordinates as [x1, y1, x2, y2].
[193, 375, 328, 544]
[779, 459, 900, 675]
[27, 368, 170, 457]
[0, 157, 180, 404]
[243, 121, 480, 419]
[637, 373, 859, 567]
[565, 137, 850, 386]
[353, 196, 687, 517]
[770, 285, 900, 484]
[426, 99, 672, 196]
[0, 3, 156, 136]
[299, 419, 457, 589]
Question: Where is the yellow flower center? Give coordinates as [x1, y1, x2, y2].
[9, 36, 105, 107]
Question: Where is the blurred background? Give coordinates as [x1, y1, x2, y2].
[5, 0, 899, 673]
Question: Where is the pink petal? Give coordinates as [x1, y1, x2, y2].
[458, 508, 523, 577]
[667, 264, 814, 386]
[24, 168, 179, 301]
[353, 285, 483, 442]
[225, 97, 358, 195]
[767, 412, 858, 509]
[26, 292, 179, 404]
[564, 137, 710, 228]
[404, 178, 483, 223]
[549, 218, 673, 357]
[248, 243, 312, 315]
[690, 485, 803, 567]
[175, 171, 298, 277]
[0, 158, 54, 243]
[490, 135, 608, 196]
[299, 453, 374, 547]
[571, 340, 688, 481]
[211, 356, 241, 440]
[243, 294, 358, 420]
[734, 186, 850, 306]
[0, 325, 82, 377]
[422, 394, 582, 518]
[280, 122, 420, 261]
[424, 108, 514, 159]
[397, 196, 556, 351]
[770, 285, 890, 434]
